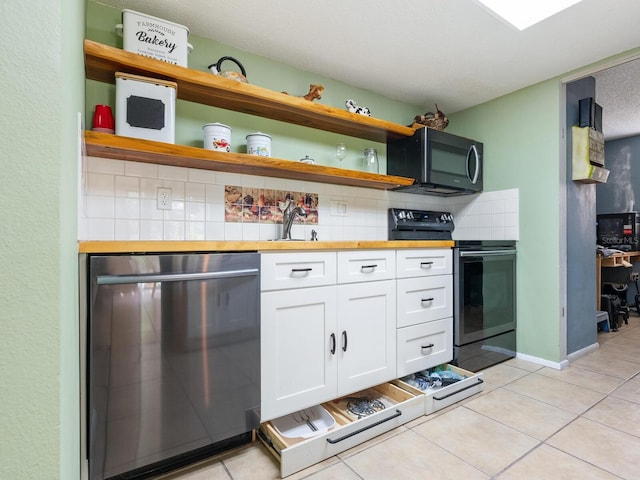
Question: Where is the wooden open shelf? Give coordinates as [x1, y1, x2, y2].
[84, 131, 415, 190]
[84, 39, 415, 143]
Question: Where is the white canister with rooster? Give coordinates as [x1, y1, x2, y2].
[246, 132, 271, 157]
[203, 123, 231, 152]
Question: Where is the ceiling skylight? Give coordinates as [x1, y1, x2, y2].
[476, 0, 584, 30]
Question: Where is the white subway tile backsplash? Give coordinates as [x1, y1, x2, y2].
[86, 195, 114, 218]
[125, 161, 158, 178]
[165, 201, 185, 221]
[224, 222, 243, 240]
[205, 184, 224, 203]
[164, 221, 185, 240]
[205, 222, 225, 240]
[86, 173, 115, 196]
[140, 198, 164, 220]
[188, 168, 215, 184]
[140, 220, 163, 240]
[159, 164, 189, 181]
[206, 202, 224, 222]
[86, 218, 114, 240]
[86, 156, 124, 175]
[162, 180, 185, 200]
[140, 178, 163, 199]
[115, 219, 140, 240]
[185, 221, 205, 240]
[185, 182, 205, 202]
[115, 176, 140, 198]
[115, 197, 139, 219]
[185, 201, 205, 221]
[80, 156, 519, 242]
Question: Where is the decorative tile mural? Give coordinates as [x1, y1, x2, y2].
[224, 185, 319, 224]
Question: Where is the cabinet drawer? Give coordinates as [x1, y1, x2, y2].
[337, 250, 395, 284]
[396, 248, 452, 278]
[396, 318, 453, 377]
[394, 364, 484, 415]
[261, 252, 336, 291]
[396, 276, 452, 328]
[258, 382, 423, 478]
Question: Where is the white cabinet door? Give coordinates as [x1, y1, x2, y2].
[261, 286, 338, 421]
[337, 280, 396, 395]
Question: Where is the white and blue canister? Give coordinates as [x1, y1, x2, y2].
[246, 132, 272, 157]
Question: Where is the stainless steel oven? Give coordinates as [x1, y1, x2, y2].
[453, 241, 517, 372]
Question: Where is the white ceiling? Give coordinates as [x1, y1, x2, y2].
[96, 0, 640, 139]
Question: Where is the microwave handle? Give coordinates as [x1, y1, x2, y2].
[466, 145, 480, 185]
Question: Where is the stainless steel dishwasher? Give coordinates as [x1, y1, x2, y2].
[81, 252, 260, 480]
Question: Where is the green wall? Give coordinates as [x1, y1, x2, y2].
[449, 80, 563, 362]
[85, 2, 567, 365]
[85, 2, 425, 171]
[0, 0, 83, 478]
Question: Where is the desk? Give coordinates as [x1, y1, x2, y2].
[596, 251, 640, 310]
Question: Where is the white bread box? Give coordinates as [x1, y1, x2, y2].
[115, 72, 177, 143]
[115, 9, 192, 67]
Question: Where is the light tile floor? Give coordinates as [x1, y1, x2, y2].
[161, 314, 640, 480]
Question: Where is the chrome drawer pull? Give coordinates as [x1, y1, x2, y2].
[326, 409, 402, 444]
[421, 297, 435, 304]
[421, 343, 435, 354]
[433, 378, 484, 401]
[360, 264, 378, 271]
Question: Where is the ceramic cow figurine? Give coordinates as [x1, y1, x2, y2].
[345, 99, 371, 116]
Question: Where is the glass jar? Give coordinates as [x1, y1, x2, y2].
[363, 148, 379, 173]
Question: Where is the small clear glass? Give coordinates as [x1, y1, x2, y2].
[363, 148, 379, 173]
[336, 143, 348, 162]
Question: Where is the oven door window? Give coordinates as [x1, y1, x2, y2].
[457, 252, 516, 345]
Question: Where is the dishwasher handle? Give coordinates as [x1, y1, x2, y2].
[97, 268, 259, 285]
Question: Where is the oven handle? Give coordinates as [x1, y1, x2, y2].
[97, 268, 260, 285]
[459, 249, 516, 257]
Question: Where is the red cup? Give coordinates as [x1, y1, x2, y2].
[92, 104, 114, 133]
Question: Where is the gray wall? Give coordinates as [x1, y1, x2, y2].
[597, 135, 640, 213]
[566, 77, 598, 354]
[596, 134, 640, 306]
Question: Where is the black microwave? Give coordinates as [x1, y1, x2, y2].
[597, 212, 640, 251]
[387, 128, 483, 196]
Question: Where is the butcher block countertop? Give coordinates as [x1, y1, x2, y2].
[78, 240, 454, 254]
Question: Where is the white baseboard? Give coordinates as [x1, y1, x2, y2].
[566, 342, 600, 363]
[516, 352, 570, 370]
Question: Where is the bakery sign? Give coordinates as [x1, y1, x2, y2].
[116, 9, 193, 67]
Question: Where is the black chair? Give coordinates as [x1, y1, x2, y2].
[601, 265, 632, 329]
